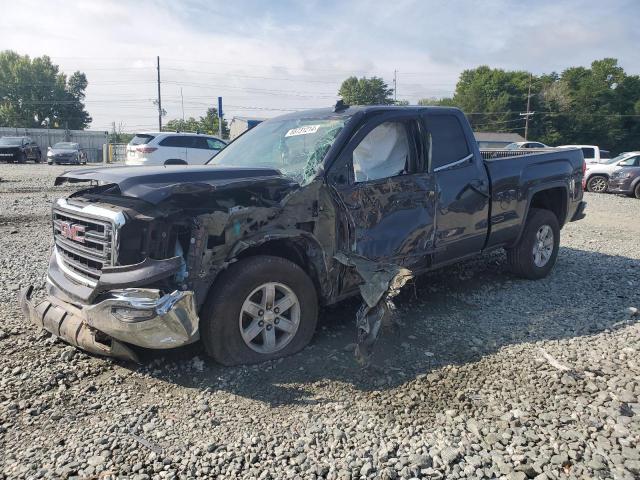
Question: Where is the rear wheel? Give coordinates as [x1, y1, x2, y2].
[587, 175, 608, 193]
[200, 255, 318, 365]
[507, 208, 560, 280]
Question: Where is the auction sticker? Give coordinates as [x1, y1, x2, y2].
[285, 125, 320, 137]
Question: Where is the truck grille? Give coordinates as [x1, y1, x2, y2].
[53, 207, 116, 282]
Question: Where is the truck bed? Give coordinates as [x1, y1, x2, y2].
[482, 147, 585, 249]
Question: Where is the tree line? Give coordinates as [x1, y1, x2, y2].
[339, 58, 640, 152]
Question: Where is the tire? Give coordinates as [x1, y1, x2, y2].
[164, 159, 187, 165]
[586, 175, 608, 193]
[507, 208, 560, 280]
[200, 255, 318, 366]
[634, 183, 640, 199]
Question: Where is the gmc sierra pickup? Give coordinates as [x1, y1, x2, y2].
[19, 105, 587, 365]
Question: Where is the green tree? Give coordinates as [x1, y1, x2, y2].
[338, 76, 394, 105]
[164, 107, 229, 138]
[425, 58, 640, 151]
[0, 50, 91, 129]
[449, 66, 533, 134]
[418, 97, 456, 106]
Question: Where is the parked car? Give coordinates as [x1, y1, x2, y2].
[47, 142, 87, 165]
[584, 151, 640, 193]
[607, 155, 640, 199]
[0, 136, 41, 163]
[558, 145, 610, 164]
[504, 141, 550, 150]
[126, 132, 227, 166]
[19, 105, 586, 366]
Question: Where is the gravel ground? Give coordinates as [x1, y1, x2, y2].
[0, 164, 638, 480]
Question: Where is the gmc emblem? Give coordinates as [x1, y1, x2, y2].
[60, 221, 86, 243]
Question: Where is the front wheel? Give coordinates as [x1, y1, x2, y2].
[587, 175, 608, 193]
[507, 208, 560, 280]
[200, 255, 318, 365]
[634, 183, 640, 199]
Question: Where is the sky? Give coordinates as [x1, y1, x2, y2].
[1, 0, 638, 133]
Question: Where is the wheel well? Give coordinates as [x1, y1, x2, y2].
[164, 159, 187, 165]
[235, 239, 324, 299]
[529, 187, 567, 226]
[587, 173, 609, 181]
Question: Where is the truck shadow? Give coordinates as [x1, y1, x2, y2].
[138, 246, 639, 406]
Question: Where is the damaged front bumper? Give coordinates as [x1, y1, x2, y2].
[18, 285, 200, 362]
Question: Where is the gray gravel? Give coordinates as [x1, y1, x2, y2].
[1, 164, 639, 479]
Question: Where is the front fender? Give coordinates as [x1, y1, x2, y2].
[227, 229, 333, 300]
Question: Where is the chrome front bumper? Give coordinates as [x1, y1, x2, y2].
[19, 285, 200, 362]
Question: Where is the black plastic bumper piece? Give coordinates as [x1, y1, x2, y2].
[570, 201, 587, 222]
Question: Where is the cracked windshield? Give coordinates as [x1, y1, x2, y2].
[210, 116, 349, 184]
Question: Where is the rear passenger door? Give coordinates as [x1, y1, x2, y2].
[425, 111, 490, 265]
[158, 136, 188, 162]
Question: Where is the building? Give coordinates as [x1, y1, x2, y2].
[229, 116, 266, 140]
[474, 131, 525, 149]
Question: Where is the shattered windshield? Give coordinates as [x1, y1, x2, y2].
[210, 115, 349, 185]
[53, 142, 78, 150]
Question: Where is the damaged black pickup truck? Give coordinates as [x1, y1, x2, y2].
[19, 105, 587, 365]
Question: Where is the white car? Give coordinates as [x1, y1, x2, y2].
[126, 132, 227, 166]
[584, 151, 640, 193]
[504, 141, 550, 150]
[558, 145, 610, 164]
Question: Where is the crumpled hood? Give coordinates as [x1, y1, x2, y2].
[55, 165, 298, 204]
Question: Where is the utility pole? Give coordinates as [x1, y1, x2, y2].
[393, 69, 397, 103]
[157, 56, 162, 131]
[217, 97, 223, 139]
[520, 73, 534, 140]
[180, 88, 185, 122]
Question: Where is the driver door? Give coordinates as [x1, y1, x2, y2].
[327, 112, 436, 268]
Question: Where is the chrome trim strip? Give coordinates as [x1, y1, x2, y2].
[54, 247, 98, 287]
[55, 198, 126, 228]
[433, 153, 474, 173]
[54, 197, 125, 268]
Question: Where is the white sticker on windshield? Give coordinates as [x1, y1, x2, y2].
[285, 125, 320, 137]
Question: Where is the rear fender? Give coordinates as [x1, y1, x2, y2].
[514, 182, 569, 246]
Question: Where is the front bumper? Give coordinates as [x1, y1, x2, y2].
[607, 178, 633, 193]
[0, 153, 19, 161]
[49, 157, 80, 164]
[18, 285, 200, 362]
